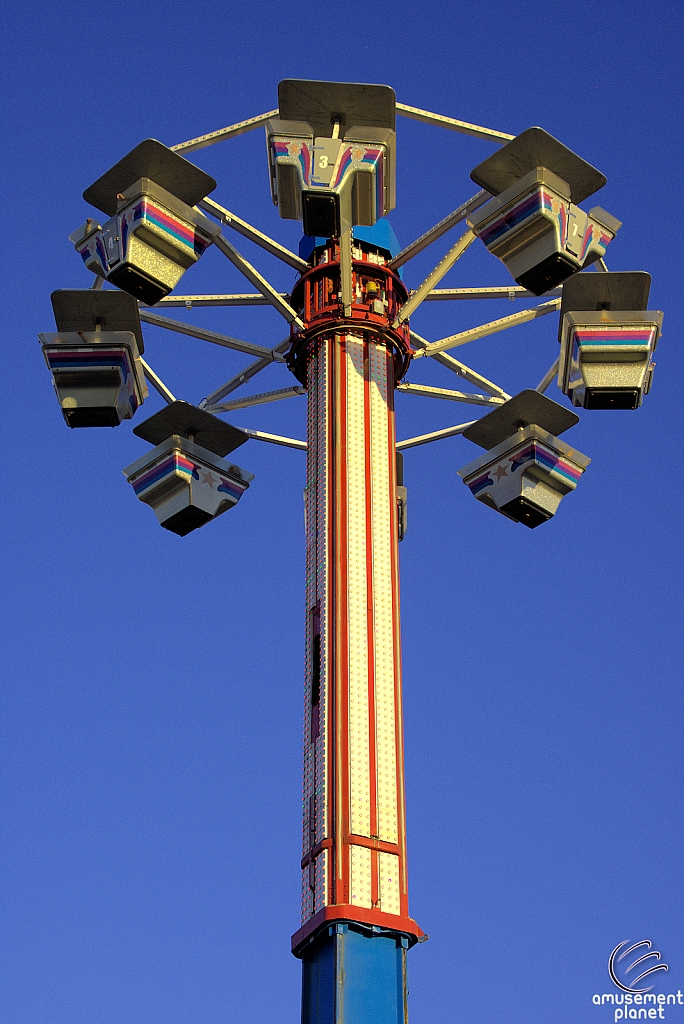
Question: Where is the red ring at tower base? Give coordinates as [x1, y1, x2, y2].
[292, 905, 425, 958]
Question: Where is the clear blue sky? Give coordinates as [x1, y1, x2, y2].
[1, 1, 682, 1022]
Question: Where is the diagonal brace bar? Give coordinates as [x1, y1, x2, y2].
[206, 385, 306, 413]
[422, 298, 562, 355]
[396, 102, 515, 144]
[430, 351, 511, 399]
[171, 109, 279, 153]
[389, 192, 489, 269]
[152, 294, 282, 307]
[424, 285, 562, 301]
[535, 357, 560, 394]
[240, 427, 307, 451]
[393, 229, 476, 327]
[396, 382, 503, 406]
[396, 421, 476, 450]
[139, 309, 282, 360]
[431, 351, 511, 400]
[214, 232, 305, 329]
[199, 338, 291, 409]
[139, 358, 176, 404]
[200, 197, 308, 272]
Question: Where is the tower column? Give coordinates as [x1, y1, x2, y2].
[289, 241, 421, 1024]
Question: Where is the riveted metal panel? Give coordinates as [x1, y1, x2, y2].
[346, 335, 371, 839]
[369, 343, 399, 845]
[378, 852, 401, 916]
[350, 845, 373, 908]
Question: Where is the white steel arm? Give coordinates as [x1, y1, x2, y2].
[171, 109, 278, 153]
[200, 197, 308, 272]
[396, 421, 477, 450]
[139, 358, 176, 404]
[152, 294, 284, 307]
[396, 383, 503, 406]
[240, 427, 307, 451]
[206, 385, 306, 413]
[214, 232, 305, 329]
[424, 286, 562, 301]
[139, 309, 283, 360]
[389, 191, 489, 269]
[396, 103, 514, 144]
[393, 229, 476, 327]
[535, 357, 560, 394]
[199, 339, 291, 409]
[422, 298, 562, 354]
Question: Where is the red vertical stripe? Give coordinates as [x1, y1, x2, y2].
[364, 340, 379, 907]
[334, 333, 350, 906]
[386, 350, 409, 915]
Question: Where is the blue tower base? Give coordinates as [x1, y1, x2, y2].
[301, 922, 409, 1024]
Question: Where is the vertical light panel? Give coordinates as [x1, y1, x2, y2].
[314, 337, 331, 906]
[297, 324, 417, 944]
[346, 334, 371, 840]
[350, 844, 373, 908]
[378, 851, 401, 915]
[302, 335, 333, 923]
[369, 341, 399, 847]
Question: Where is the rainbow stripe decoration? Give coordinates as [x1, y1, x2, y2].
[217, 477, 247, 500]
[272, 137, 385, 216]
[78, 234, 108, 273]
[131, 453, 198, 496]
[130, 200, 211, 258]
[572, 326, 656, 348]
[467, 471, 494, 496]
[509, 442, 583, 488]
[45, 347, 132, 382]
[557, 202, 568, 248]
[478, 188, 558, 247]
[272, 138, 312, 190]
[579, 223, 612, 262]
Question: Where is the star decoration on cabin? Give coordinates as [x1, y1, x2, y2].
[494, 463, 508, 480]
[199, 469, 217, 487]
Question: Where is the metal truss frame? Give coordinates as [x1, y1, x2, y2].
[123, 98, 594, 449]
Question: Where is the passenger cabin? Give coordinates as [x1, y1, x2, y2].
[71, 140, 219, 305]
[558, 271, 664, 409]
[458, 391, 590, 528]
[124, 401, 253, 536]
[39, 289, 148, 427]
[467, 128, 620, 295]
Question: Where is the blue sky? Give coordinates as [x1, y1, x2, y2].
[1, 1, 682, 1022]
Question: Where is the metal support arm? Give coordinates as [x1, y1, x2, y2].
[240, 427, 307, 451]
[200, 197, 308, 272]
[396, 421, 477, 450]
[424, 286, 562, 301]
[535, 357, 560, 394]
[393, 229, 476, 327]
[396, 382, 503, 406]
[422, 298, 562, 355]
[152, 294, 284, 307]
[214, 233, 305, 329]
[206, 385, 306, 413]
[171, 109, 279, 153]
[433, 358, 511, 403]
[199, 338, 291, 409]
[139, 309, 281, 360]
[139, 358, 176, 404]
[396, 102, 515, 144]
[389, 192, 489, 270]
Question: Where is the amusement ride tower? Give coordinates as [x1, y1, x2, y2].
[290, 234, 420, 1018]
[39, 78, 663, 1024]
